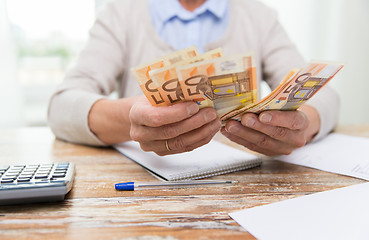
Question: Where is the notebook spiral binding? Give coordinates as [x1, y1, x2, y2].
[168, 159, 262, 181]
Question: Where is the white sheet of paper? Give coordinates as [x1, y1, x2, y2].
[230, 182, 369, 240]
[276, 133, 369, 180]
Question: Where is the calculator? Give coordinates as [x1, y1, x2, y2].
[0, 162, 74, 205]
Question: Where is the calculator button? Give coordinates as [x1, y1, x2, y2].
[57, 163, 68, 166]
[35, 175, 48, 179]
[3, 173, 18, 177]
[55, 167, 67, 170]
[42, 164, 54, 167]
[24, 167, 38, 170]
[39, 165, 51, 168]
[52, 174, 66, 178]
[18, 176, 31, 179]
[2, 178, 17, 182]
[2, 176, 17, 180]
[7, 174, 21, 178]
[52, 172, 66, 176]
[17, 178, 31, 182]
[1, 179, 14, 183]
[19, 174, 33, 178]
[53, 173, 66, 176]
[13, 165, 25, 168]
[38, 168, 50, 171]
[56, 164, 69, 168]
[8, 172, 21, 175]
[25, 164, 38, 167]
[57, 163, 69, 166]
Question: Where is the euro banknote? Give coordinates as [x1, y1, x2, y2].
[176, 53, 257, 117]
[131, 46, 199, 106]
[149, 48, 223, 105]
[132, 47, 343, 124]
[221, 62, 344, 122]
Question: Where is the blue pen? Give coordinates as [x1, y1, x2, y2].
[115, 180, 238, 191]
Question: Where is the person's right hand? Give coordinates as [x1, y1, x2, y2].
[129, 97, 221, 156]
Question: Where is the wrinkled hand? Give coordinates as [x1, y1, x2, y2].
[221, 110, 316, 156]
[129, 97, 221, 156]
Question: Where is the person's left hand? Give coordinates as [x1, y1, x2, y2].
[221, 109, 319, 156]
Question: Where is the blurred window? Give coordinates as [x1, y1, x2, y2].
[6, 0, 95, 126]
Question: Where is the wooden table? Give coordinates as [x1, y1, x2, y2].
[0, 126, 368, 240]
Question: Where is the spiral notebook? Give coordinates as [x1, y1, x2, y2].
[114, 140, 262, 181]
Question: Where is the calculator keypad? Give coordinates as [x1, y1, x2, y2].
[0, 163, 70, 184]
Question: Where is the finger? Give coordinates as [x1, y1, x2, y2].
[257, 110, 309, 130]
[130, 100, 199, 127]
[130, 108, 218, 141]
[240, 113, 307, 147]
[139, 118, 221, 154]
[223, 121, 295, 155]
[220, 127, 278, 156]
[155, 130, 216, 156]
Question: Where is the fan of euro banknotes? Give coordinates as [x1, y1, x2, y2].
[132, 46, 343, 123]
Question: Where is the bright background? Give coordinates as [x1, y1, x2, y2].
[1, 0, 95, 127]
[1, 0, 368, 128]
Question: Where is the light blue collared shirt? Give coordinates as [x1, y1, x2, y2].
[149, 0, 229, 53]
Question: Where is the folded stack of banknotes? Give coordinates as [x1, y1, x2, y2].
[132, 46, 343, 123]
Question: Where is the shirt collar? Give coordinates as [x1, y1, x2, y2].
[152, 0, 229, 23]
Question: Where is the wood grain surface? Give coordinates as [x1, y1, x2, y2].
[0, 126, 367, 240]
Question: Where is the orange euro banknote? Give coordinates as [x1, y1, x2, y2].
[176, 53, 257, 117]
[149, 48, 223, 105]
[221, 61, 344, 122]
[131, 46, 199, 106]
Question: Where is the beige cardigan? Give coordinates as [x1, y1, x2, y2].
[48, 0, 339, 146]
